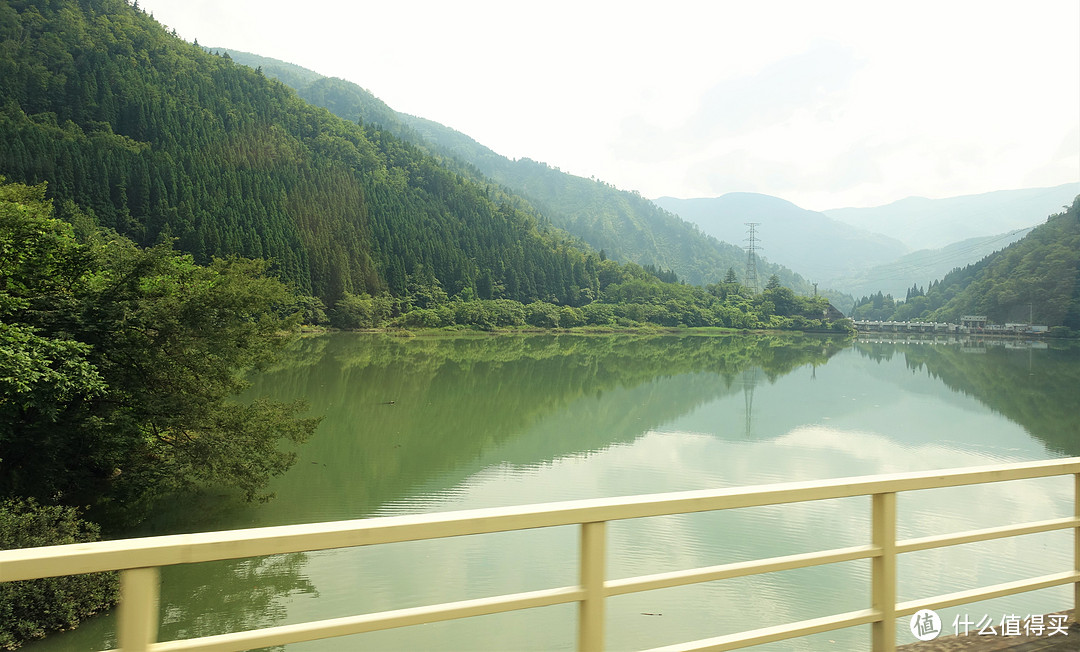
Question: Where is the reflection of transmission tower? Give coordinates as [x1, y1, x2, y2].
[744, 223, 761, 293]
[742, 367, 758, 438]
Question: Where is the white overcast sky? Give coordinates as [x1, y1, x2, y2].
[138, 0, 1079, 211]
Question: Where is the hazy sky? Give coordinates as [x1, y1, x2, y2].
[138, 0, 1079, 211]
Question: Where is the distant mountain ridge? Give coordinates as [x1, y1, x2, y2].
[832, 228, 1034, 300]
[653, 193, 908, 294]
[824, 184, 1080, 251]
[656, 186, 1079, 302]
[217, 47, 848, 305]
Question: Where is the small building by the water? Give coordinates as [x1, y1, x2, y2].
[824, 303, 846, 321]
[960, 315, 988, 329]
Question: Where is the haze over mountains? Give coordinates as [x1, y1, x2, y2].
[656, 185, 1079, 300]
[824, 185, 1080, 251]
[653, 193, 907, 295]
[220, 48, 1077, 310]
[218, 47, 848, 305]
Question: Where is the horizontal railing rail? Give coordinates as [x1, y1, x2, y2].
[1, 457, 1078, 651]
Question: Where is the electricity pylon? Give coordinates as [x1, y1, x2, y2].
[744, 223, 761, 293]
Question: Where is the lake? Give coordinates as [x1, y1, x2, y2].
[27, 332, 1080, 651]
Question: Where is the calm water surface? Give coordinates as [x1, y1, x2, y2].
[30, 333, 1080, 651]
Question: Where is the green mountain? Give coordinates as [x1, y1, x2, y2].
[218, 48, 836, 298]
[863, 197, 1080, 328]
[0, 0, 608, 307]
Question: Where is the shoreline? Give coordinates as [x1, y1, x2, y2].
[300, 325, 853, 338]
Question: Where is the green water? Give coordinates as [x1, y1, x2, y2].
[27, 333, 1080, 651]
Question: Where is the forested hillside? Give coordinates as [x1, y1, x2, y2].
[0, 0, 858, 337]
[851, 197, 1080, 330]
[220, 48, 833, 297]
[0, 0, 608, 307]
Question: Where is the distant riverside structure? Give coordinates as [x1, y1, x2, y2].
[853, 318, 1048, 335]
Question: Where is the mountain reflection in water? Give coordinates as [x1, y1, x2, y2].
[28, 334, 1080, 651]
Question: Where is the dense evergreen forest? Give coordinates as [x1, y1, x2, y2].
[849, 197, 1080, 333]
[0, 0, 611, 308]
[220, 48, 840, 301]
[0, 0, 851, 334]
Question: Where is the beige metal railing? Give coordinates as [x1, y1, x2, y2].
[2, 458, 1079, 651]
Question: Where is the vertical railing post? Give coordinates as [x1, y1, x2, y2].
[118, 567, 160, 652]
[578, 521, 606, 652]
[1074, 473, 1079, 616]
[872, 492, 897, 652]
